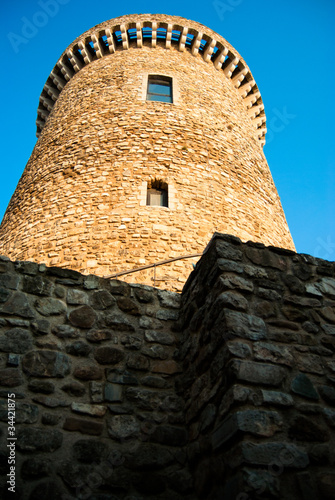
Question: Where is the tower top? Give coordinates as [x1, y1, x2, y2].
[37, 13, 266, 145]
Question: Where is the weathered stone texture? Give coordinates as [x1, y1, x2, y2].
[0, 15, 294, 293]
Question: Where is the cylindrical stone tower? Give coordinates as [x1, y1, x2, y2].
[0, 14, 295, 291]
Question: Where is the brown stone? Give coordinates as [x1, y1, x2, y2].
[152, 360, 182, 374]
[69, 305, 96, 328]
[63, 416, 104, 435]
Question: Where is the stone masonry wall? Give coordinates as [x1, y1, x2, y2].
[0, 15, 294, 293]
[178, 233, 335, 499]
[1, 233, 335, 499]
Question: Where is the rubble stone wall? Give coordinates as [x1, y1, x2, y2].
[1, 233, 335, 499]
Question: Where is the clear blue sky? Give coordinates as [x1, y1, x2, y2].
[1, 0, 334, 260]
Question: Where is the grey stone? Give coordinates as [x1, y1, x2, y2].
[28, 380, 55, 394]
[90, 289, 115, 309]
[71, 402, 107, 417]
[199, 404, 216, 433]
[142, 344, 169, 359]
[257, 287, 282, 301]
[107, 414, 140, 440]
[69, 304, 96, 328]
[230, 360, 286, 386]
[144, 329, 175, 345]
[216, 240, 243, 260]
[89, 381, 103, 403]
[33, 395, 70, 407]
[66, 341, 91, 357]
[17, 427, 63, 452]
[0, 287, 10, 303]
[15, 261, 39, 275]
[52, 324, 79, 338]
[291, 373, 319, 400]
[0, 273, 20, 290]
[83, 274, 100, 289]
[217, 258, 243, 273]
[226, 341, 252, 359]
[261, 390, 294, 406]
[66, 288, 88, 305]
[224, 309, 267, 340]
[215, 291, 248, 311]
[315, 277, 335, 298]
[296, 354, 325, 375]
[106, 370, 139, 385]
[22, 275, 52, 296]
[156, 308, 179, 321]
[36, 297, 67, 316]
[104, 383, 123, 402]
[139, 315, 163, 329]
[0, 401, 38, 424]
[158, 289, 181, 308]
[61, 381, 86, 397]
[31, 319, 50, 335]
[218, 274, 254, 292]
[126, 387, 165, 410]
[134, 287, 154, 303]
[141, 375, 167, 388]
[0, 291, 34, 317]
[7, 353, 20, 366]
[22, 350, 71, 378]
[0, 328, 32, 353]
[254, 342, 294, 366]
[127, 353, 150, 371]
[120, 334, 142, 350]
[94, 346, 125, 365]
[321, 323, 335, 335]
[105, 313, 135, 331]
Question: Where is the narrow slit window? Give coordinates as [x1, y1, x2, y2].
[147, 75, 173, 103]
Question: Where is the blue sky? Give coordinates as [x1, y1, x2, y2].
[1, 0, 334, 260]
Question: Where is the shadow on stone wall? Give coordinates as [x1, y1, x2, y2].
[0, 233, 335, 499]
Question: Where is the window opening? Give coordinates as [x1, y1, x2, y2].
[146, 180, 168, 207]
[147, 75, 173, 103]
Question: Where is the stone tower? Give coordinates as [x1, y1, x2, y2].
[0, 14, 294, 291]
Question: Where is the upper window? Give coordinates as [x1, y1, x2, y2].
[147, 75, 173, 103]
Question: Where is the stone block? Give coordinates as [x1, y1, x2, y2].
[66, 288, 88, 305]
[0, 291, 34, 317]
[0, 327, 32, 354]
[36, 297, 67, 316]
[71, 402, 107, 417]
[291, 373, 319, 400]
[144, 329, 175, 345]
[261, 390, 294, 406]
[229, 441, 309, 469]
[0, 367, 23, 387]
[72, 439, 108, 463]
[223, 309, 267, 340]
[90, 289, 115, 309]
[105, 312, 135, 331]
[22, 275, 52, 296]
[229, 360, 286, 386]
[104, 383, 123, 403]
[63, 416, 104, 435]
[69, 304, 96, 328]
[73, 364, 103, 380]
[254, 341, 294, 366]
[61, 381, 86, 396]
[66, 340, 91, 357]
[23, 350, 70, 378]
